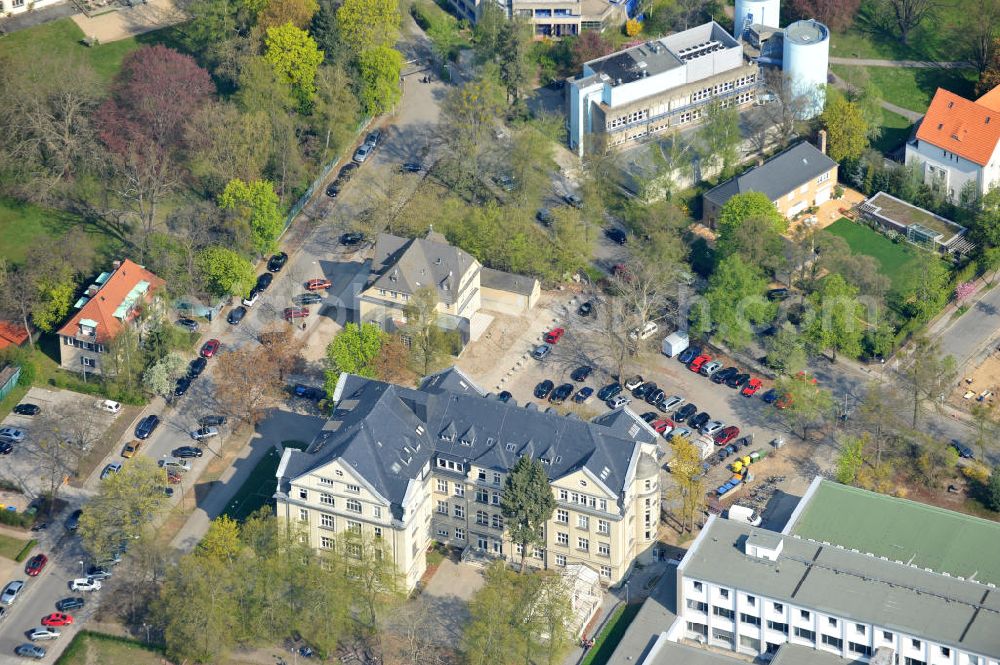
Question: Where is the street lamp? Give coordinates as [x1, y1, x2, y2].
[78, 560, 84, 575]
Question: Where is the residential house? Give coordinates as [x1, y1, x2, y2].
[56, 260, 165, 375]
[0, 321, 30, 351]
[905, 86, 1000, 202]
[274, 367, 662, 592]
[702, 140, 838, 227]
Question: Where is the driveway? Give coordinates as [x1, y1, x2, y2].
[405, 559, 484, 646]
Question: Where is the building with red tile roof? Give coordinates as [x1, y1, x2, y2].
[905, 86, 1000, 201]
[56, 259, 165, 375]
[0, 321, 30, 351]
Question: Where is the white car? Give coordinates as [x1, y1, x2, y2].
[0, 427, 25, 443]
[28, 628, 61, 641]
[701, 420, 725, 436]
[607, 395, 631, 409]
[97, 400, 122, 414]
[624, 376, 644, 390]
[660, 395, 685, 411]
[70, 578, 102, 592]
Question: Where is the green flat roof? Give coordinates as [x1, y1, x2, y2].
[789, 480, 1000, 586]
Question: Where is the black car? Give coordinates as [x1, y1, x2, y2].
[534, 380, 555, 399]
[13, 404, 40, 416]
[325, 180, 345, 198]
[633, 382, 656, 399]
[172, 446, 204, 459]
[401, 161, 422, 173]
[188, 357, 207, 379]
[497, 391, 513, 403]
[135, 415, 160, 440]
[293, 384, 326, 400]
[536, 208, 553, 226]
[674, 403, 698, 423]
[164, 487, 175, 497]
[227, 306, 247, 325]
[341, 232, 364, 246]
[727, 373, 750, 389]
[267, 252, 288, 272]
[199, 415, 227, 427]
[0, 442, 12, 455]
[640, 411, 658, 423]
[177, 318, 199, 333]
[338, 163, 359, 180]
[646, 388, 665, 406]
[577, 301, 593, 317]
[689, 412, 711, 430]
[256, 273, 273, 291]
[767, 288, 790, 301]
[761, 389, 780, 404]
[949, 440, 975, 459]
[174, 376, 192, 397]
[293, 293, 323, 306]
[571, 366, 593, 382]
[65, 509, 83, 531]
[55, 597, 85, 612]
[677, 345, 701, 364]
[711, 367, 739, 384]
[597, 383, 621, 401]
[86, 566, 112, 581]
[549, 383, 574, 404]
[604, 228, 627, 245]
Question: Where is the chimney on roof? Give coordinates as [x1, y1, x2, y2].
[817, 129, 827, 155]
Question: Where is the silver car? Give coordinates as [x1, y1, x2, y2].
[0, 581, 23, 605]
[701, 420, 725, 436]
[190, 426, 219, 441]
[660, 395, 685, 411]
[353, 143, 373, 163]
[531, 344, 551, 360]
[28, 627, 60, 641]
[607, 395, 631, 409]
[0, 427, 25, 443]
[699, 361, 723, 377]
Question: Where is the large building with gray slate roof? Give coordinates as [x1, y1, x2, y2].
[275, 367, 662, 590]
[701, 140, 838, 227]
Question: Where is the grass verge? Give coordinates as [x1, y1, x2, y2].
[55, 631, 165, 665]
[0, 533, 31, 561]
[871, 108, 913, 154]
[223, 441, 309, 521]
[825, 218, 940, 290]
[13, 539, 37, 562]
[580, 603, 642, 665]
[831, 65, 977, 114]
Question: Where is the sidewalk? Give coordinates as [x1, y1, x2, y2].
[829, 57, 970, 68]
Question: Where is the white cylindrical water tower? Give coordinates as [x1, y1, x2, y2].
[782, 19, 830, 119]
[733, 0, 781, 39]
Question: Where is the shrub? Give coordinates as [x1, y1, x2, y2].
[961, 461, 991, 485]
[14, 539, 37, 562]
[0, 509, 34, 529]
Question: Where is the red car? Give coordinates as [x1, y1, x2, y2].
[25, 553, 48, 577]
[713, 426, 740, 445]
[544, 328, 565, 344]
[689, 354, 711, 373]
[305, 279, 332, 291]
[651, 419, 674, 435]
[284, 307, 310, 321]
[742, 378, 762, 397]
[41, 613, 73, 627]
[200, 339, 220, 358]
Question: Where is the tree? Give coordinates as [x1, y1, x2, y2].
[186, 103, 271, 195]
[789, 0, 860, 30]
[716, 192, 786, 235]
[264, 24, 324, 108]
[218, 178, 283, 255]
[773, 372, 834, 439]
[197, 246, 255, 297]
[213, 345, 282, 425]
[372, 334, 417, 385]
[802, 273, 865, 362]
[142, 352, 187, 398]
[402, 286, 456, 377]
[879, 0, 937, 45]
[666, 435, 706, 532]
[324, 323, 385, 395]
[986, 469, 1000, 512]
[258, 0, 319, 28]
[692, 255, 772, 350]
[822, 92, 869, 162]
[969, 401, 998, 460]
[159, 555, 238, 663]
[501, 456, 557, 573]
[29, 273, 76, 333]
[716, 215, 785, 275]
[891, 259, 950, 322]
[437, 71, 506, 192]
[765, 323, 808, 374]
[335, 0, 400, 54]
[698, 101, 741, 178]
[980, 36, 1000, 95]
[897, 337, 957, 428]
[497, 18, 532, 104]
[78, 456, 167, 561]
[759, 71, 811, 147]
[356, 46, 403, 115]
[835, 434, 867, 485]
[569, 30, 614, 69]
[312, 64, 361, 159]
[332, 531, 401, 646]
[22, 410, 93, 511]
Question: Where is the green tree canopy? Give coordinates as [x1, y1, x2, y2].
[822, 92, 869, 162]
[802, 273, 865, 362]
[324, 323, 385, 394]
[691, 254, 773, 349]
[219, 178, 283, 255]
[774, 372, 834, 439]
[356, 46, 403, 115]
[335, 0, 400, 54]
[716, 214, 785, 275]
[196, 246, 256, 297]
[31, 274, 76, 333]
[717, 191, 786, 235]
[500, 456, 557, 573]
[264, 23, 324, 108]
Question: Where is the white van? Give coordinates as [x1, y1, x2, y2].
[158, 457, 191, 472]
[628, 321, 658, 341]
[97, 400, 122, 414]
[726, 504, 762, 527]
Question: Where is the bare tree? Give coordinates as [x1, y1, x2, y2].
[0, 259, 39, 351]
[879, 0, 937, 45]
[760, 71, 811, 147]
[110, 141, 180, 257]
[952, 0, 1000, 74]
[213, 345, 282, 425]
[23, 411, 93, 512]
[897, 337, 957, 428]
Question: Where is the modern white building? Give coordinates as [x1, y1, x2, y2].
[905, 86, 1000, 202]
[782, 19, 829, 117]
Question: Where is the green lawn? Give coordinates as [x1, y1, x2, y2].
[223, 441, 309, 522]
[580, 603, 642, 665]
[828, 2, 974, 62]
[0, 533, 30, 561]
[832, 65, 978, 114]
[871, 108, 913, 154]
[54, 632, 166, 665]
[825, 218, 938, 290]
[0, 197, 94, 265]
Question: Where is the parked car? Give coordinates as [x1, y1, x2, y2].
[677, 345, 701, 364]
[353, 143, 373, 163]
[13, 404, 40, 416]
[97, 399, 122, 414]
[0, 428, 25, 443]
[159, 458, 192, 473]
[401, 161, 423, 173]
[190, 426, 219, 441]
[640, 412, 658, 423]
[99, 463, 122, 480]
[607, 394, 631, 409]
[536, 208, 553, 226]
[293, 384, 326, 400]
[597, 383, 621, 401]
[166, 470, 182, 485]
[563, 193, 583, 208]
[714, 426, 740, 445]
[65, 510, 82, 532]
[338, 163, 359, 181]
[670, 426, 692, 440]
[28, 628, 60, 642]
[651, 419, 674, 435]
[135, 415, 160, 440]
[340, 232, 364, 246]
[40, 613, 72, 627]
[549, 383, 574, 404]
[701, 420, 725, 436]
[242, 288, 262, 307]
[577, 301, 593, 317]
[25, 554, 47, 577]
[544, 328, 565, 344]
[689, 412, 711, 430]
[325, 181, 344, 198]
[305, 279, 332, 291]
[188, 357, 207, 379]
[15, 643, 46, 659]
[172, 446, 204, 459]
[227, 306, 247, 325]
[727, 373, 750, 389]
[492, 174, 516, 192]
[661, 395, 684, 411]
[497, 391, 513, 403]
[571, 366, 592, 382]
[267, 252, 288, 272]
[176, 318, 199, 333]
[701, 362, 725, 378]
[283, 307, 310, 321]
[534, 380, 554, 399]
[0, 442, 12, 455]
[0, 581, 23, 605]
[674, 403, 697, 422]
[200, 339, 220, 358]
[531, 344, 551, 360]
[55, 598, 84, 612]
[742, 378, 762, 397]
[573, 387, 594, 404]
[688, 354, 711, 373]
[364, 129, 382, 149]
[761, 388, 780, 404]
[604, 228, 627, 245]
[624, 376, 644, 390]
[293, 293, 323, 306]
[174, 376, 192, 397]
[84, 566, 112, 581]
[255, 273, 273, 291]
[633, 381, 655, 399]
[646, 388, 665, 406]
[200, 415, 227, 427]
[767, 288, 790, 301]
[949, 440, 975, 459]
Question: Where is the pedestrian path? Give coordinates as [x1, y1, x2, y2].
[829, 57, 970, 68]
